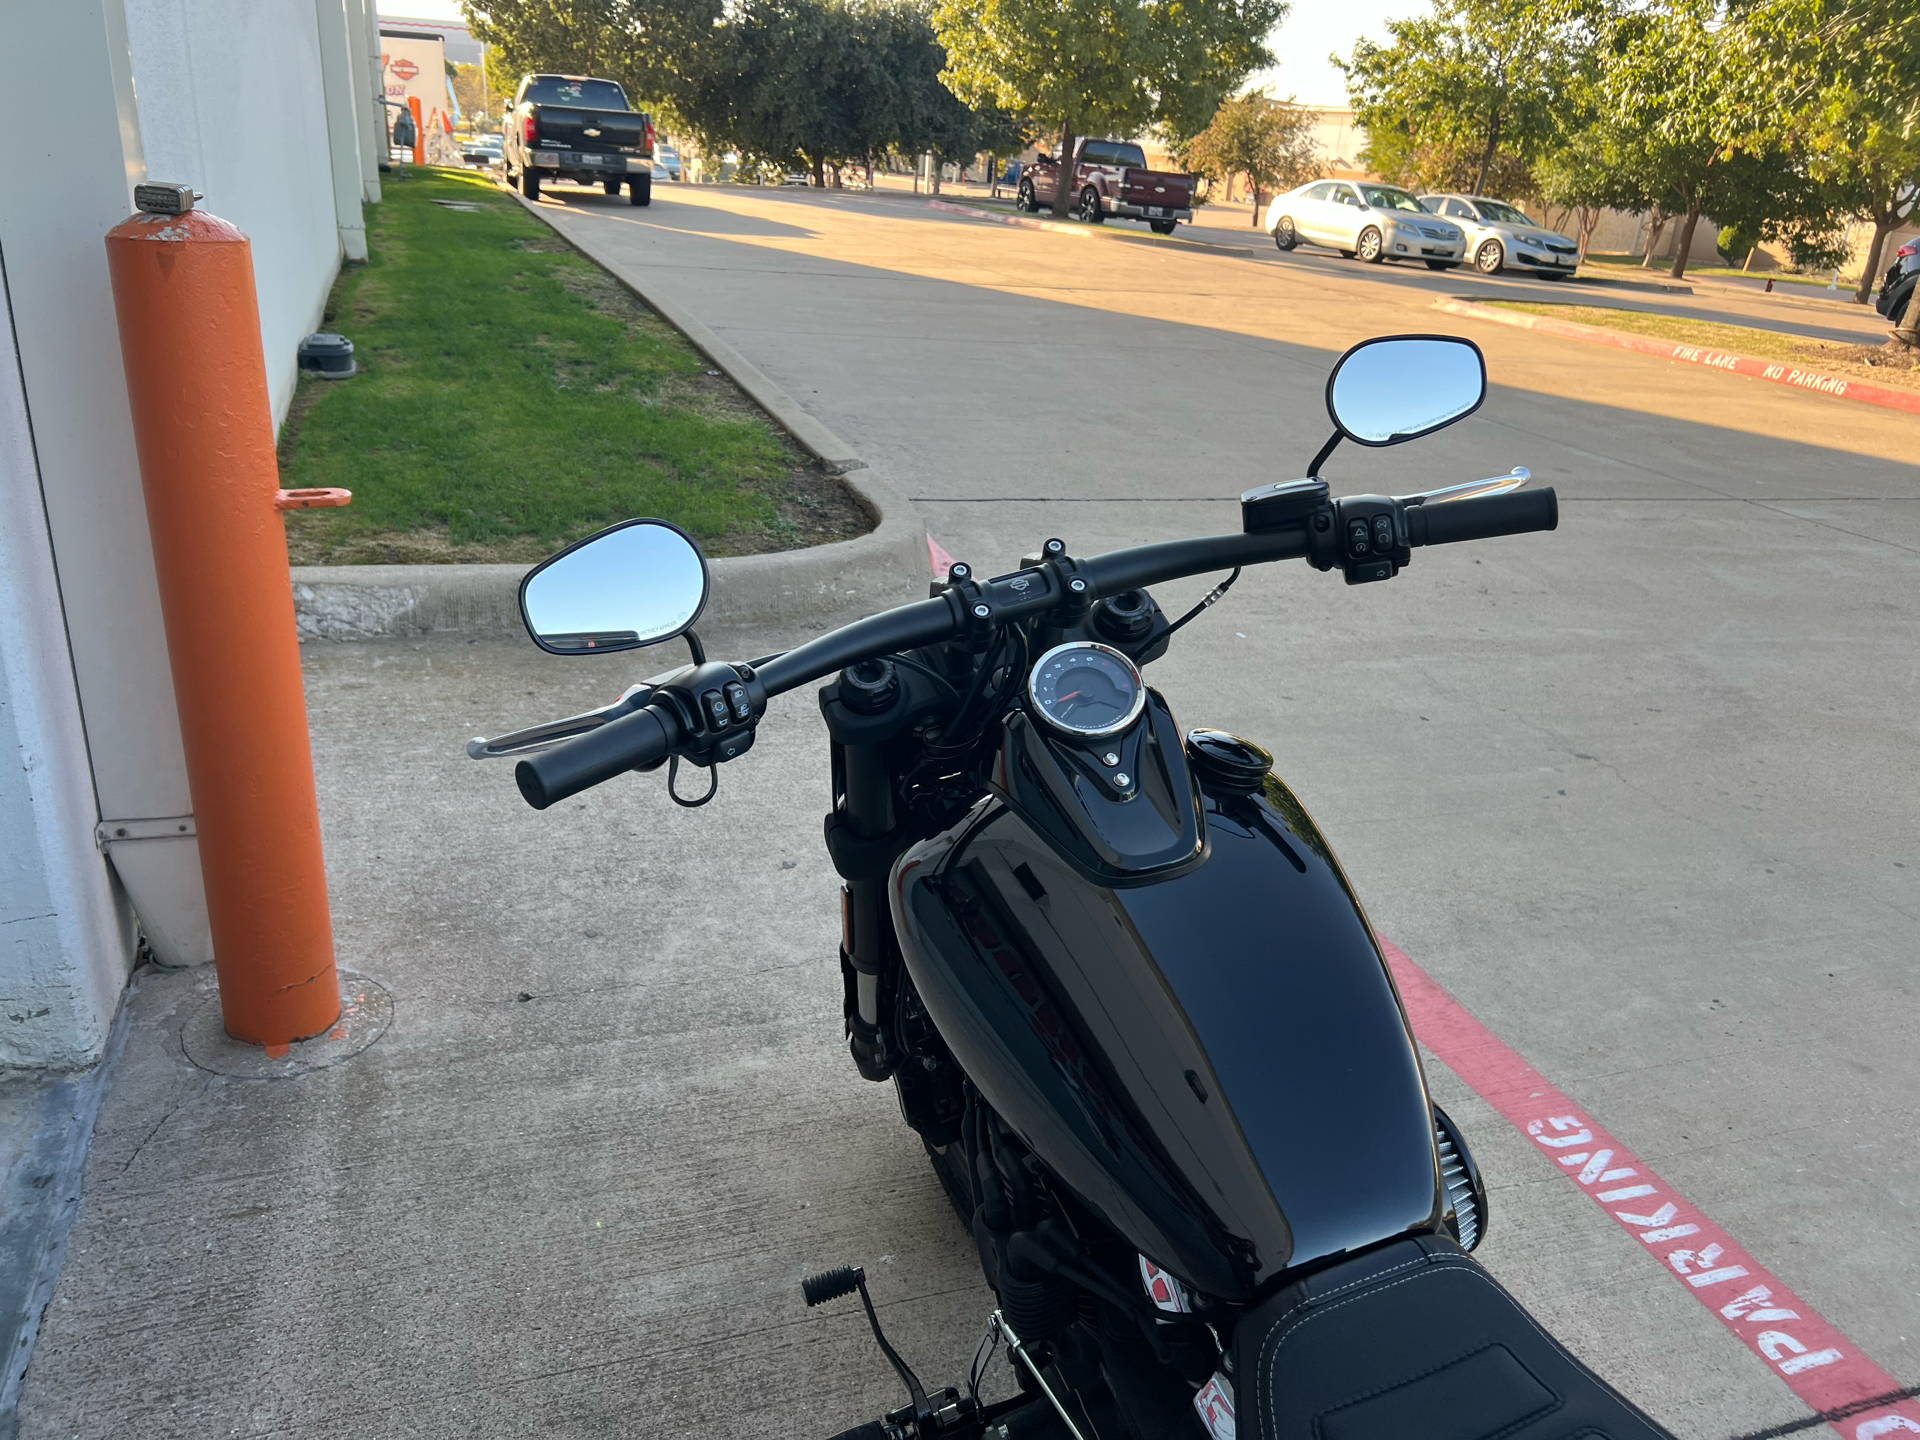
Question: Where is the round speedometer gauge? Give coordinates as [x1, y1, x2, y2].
[1027, 642, 1146, 739]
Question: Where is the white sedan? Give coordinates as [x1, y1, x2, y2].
[1264, 180, 1465, 269]
[1419, 194, 1580, 276]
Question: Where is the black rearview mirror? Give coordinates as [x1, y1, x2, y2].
[519, 519, 710, 656]
[1326, 335, 1487, 447]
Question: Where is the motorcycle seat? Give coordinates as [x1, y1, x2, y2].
[1234, 1234, 1675, 1440]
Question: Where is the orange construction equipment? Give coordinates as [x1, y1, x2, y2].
[408, 96, 425, 164]
[105, 199, 341, 1053]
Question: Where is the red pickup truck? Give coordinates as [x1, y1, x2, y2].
[1016, 139, 1195, 234]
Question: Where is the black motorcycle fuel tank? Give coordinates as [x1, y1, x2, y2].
[890, 704, 1443, 1301]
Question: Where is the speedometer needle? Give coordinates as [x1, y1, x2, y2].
[1057, 690, 1082, 702]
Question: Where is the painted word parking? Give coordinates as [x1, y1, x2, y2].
[1527, 1116, 1897, 1417]
[1382, 940, 1920, 1440]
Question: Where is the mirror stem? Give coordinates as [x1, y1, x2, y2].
[1308, 430, 1342, 479]
[684, 628, 706, 666]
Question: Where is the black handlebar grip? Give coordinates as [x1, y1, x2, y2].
[1406, 487, 1558, 548]
[514, 704, 680, 810]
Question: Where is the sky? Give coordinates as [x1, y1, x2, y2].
[379, 0, 1429, 109]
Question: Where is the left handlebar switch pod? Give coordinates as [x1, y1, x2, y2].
[653, 659, 768, 769]
[513, 659, 768, 809]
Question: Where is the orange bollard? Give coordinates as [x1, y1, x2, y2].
[409, 96, 425, 164]
[104, 198, 341, 1052]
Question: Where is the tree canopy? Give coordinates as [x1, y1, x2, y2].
[1178, 91, 1320, 222]
[462, 0, 721, 115]
[467, 0, 1023, 185]
[1738, 0, 1920, 299]
[1338, 0, 1612, 198]
[934, 0, 1284, 211]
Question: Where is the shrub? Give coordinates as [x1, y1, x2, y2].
[1716, 222, 1761, 264]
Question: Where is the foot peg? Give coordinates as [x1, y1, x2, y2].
[803, 1264, 868, 1307]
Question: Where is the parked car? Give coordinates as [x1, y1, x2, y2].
[655, 144, 684, 181]
[502, 73, 656, 206]
[1265, 180, 1465, 267]
[1018, 138, 1195, 234]
[459, 133, 503, 167]
[1875, 240, 1917, 326]
[1420, 193, 1580, 277]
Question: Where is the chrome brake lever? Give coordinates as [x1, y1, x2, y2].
[1394, 467, 1530, 506]
[466, 682, 653, 760]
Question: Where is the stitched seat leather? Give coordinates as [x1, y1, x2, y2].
[1234, 1235, 1675, 1440]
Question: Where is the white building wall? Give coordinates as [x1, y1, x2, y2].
[1, 0, 359, 1066]
[0, 272, 139, 1070]
[124, 0, 345, 426]
[0, 0, 201, 1064]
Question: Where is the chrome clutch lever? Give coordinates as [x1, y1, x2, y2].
[466, 682, 655, 760]
[1395, 467, 1530, 506]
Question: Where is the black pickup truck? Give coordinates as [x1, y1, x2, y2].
[503, 74, 656, 206]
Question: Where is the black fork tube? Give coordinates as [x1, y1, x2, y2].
[840, 740, 897, 1080]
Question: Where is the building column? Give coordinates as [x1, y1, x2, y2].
[343, 0, 383, 202]
[315, 0, 368, 260]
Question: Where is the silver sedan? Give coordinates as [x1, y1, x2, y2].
[1263, 180, 1465, 268]
[1419, 194, 1580, 276]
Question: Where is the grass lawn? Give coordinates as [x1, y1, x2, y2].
[1485, 300, 1920, 393]
[1580, 253, 1850, 290]
[279, 167, 868, 565]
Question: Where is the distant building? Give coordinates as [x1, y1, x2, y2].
[1304, 107, 1369, 178]
[378, 12, 482, 64]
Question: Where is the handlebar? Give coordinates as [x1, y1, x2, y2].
[1406, 488, 1557, 547]
[510, 484, 1557, 808]
[516, 703, 682, 810]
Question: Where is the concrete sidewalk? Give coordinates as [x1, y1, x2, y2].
[15, 180, 1918, 1439]
[19, 625, 1004, 1440]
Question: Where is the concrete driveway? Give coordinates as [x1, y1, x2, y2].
[18, 181, 1917, 1440]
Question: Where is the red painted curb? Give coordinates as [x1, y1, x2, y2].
[1434, 297, 1920, 416]
[1381, 935, 1920, 1440]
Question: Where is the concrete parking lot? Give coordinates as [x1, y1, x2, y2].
[18, 181, 1917, 1439]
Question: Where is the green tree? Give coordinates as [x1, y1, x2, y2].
[1178, 91, 1320, 225]
[934, 0, 1285, 216]
[1740, 0, 1920, 304]
[1338, 0, 1611, 199]
[1534, 108, 1652, 257]
[1597, 0, 1795, 279]
[462, 0, 722, 116]
[671, 0, 1012, 187]
[450, 54, 515, 128]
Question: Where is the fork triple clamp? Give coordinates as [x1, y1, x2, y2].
[934, 539, 1094, 643]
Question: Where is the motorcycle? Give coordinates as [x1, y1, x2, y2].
[474, 335, 1676, 1440]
